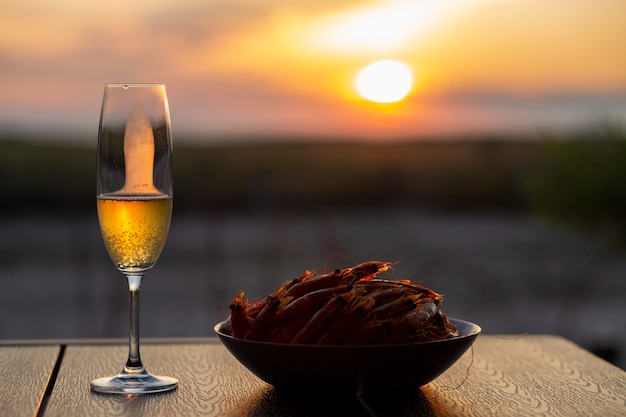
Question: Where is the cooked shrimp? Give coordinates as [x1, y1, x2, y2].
[222, 260, 457, 345]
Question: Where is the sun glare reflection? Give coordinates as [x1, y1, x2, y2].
[308, 0, 467, 53]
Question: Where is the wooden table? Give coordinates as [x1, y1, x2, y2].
[1, 336, 624, 417]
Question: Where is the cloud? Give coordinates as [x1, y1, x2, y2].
[1, 0, 626, 141]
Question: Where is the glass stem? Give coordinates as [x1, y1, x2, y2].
[124, 274, 145, 373]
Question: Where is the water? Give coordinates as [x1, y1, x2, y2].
[1, 208, 624, 369]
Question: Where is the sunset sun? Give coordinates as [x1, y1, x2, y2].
[355, 60, 414, 103]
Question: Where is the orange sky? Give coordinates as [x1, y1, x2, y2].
[1, 0, 625, 142]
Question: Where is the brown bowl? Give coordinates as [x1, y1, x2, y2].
[214, 318, 480, 394]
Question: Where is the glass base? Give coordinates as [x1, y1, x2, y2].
[91, 371, 178, 395]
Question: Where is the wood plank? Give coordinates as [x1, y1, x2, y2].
[422, 335, 626, 417]
[0, 345, 61, 417]
[44, 340, 274, 417]
[43, 337, 626, 417]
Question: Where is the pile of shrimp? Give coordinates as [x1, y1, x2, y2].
[221, 261, 458, 345]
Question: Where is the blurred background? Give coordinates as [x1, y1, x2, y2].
[1, 0, 625, 369]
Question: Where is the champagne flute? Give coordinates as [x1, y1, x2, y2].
[91, 83, 178, 394]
